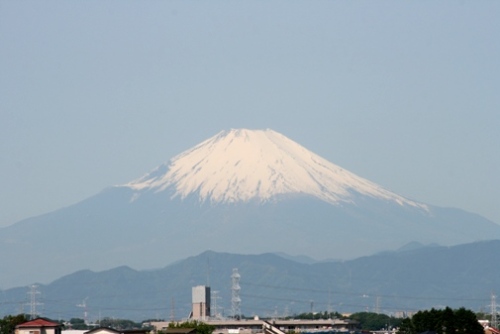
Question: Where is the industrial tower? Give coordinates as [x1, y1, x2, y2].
[192, 285, 211, 320]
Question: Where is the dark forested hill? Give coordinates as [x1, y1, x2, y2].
[1, 240, 498, 321]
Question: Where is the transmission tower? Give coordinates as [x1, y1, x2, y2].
[76, 298, 89, 324]
[27, 285, 42, 319]
[170, 297, 175, 321]
[327, 289, 333, 315]
[231, 268, 241, 319]
[375, 296, 381, 314]
[211, 290, 223, 319]
[491, 292, 498, 329]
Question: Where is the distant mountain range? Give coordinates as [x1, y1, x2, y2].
[0, 129, 499, 288]
[1, 241, 499, 322]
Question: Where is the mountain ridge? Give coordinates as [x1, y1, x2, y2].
[1, 241, 499, 321]
[0, 128, 499, 288]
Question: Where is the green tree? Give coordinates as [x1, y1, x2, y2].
[397, 318, 415, 334]
[293, 311, 343, 320]
[0, 314, 29, 334]
[454, 308, 483, 334]
[349, 312, 401, 330]
[98, 318, 141, 330]
[412, 309, 442, 334]
[441, 307, 455, 334]
[396, 307, 483, 334]
[69, 318, 89, 330]
[167, 320, 215, 334]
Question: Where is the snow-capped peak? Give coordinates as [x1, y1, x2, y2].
[124, 128, 426, 208]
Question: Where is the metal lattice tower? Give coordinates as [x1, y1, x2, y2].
[76, 298, 89, 324]
[491, 292, 498, 329]
[211, 290, 223, 319]
[27, 285, 42, 319]
[375, 296, 381, 314]
[327, 289, 333, 315]
[231, 268, 241, 319]
[170, 297, 175, 321]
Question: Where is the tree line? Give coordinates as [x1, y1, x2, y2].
[396, 307, 484, 334]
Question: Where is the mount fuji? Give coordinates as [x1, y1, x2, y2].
[126, 129, 425, 208]
[1, 128, 499, 288]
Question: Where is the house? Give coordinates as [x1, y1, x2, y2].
[15, 318, 62, 334]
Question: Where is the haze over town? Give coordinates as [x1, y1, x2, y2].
[1, 1, 499, 230]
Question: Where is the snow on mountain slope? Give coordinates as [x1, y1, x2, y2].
[124, 129, 426, 209]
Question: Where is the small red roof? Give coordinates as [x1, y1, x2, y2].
[16, 318, 60, 328]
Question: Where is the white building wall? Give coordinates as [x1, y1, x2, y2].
[17, 329, 57, 334]
[192, 285, 211, 319]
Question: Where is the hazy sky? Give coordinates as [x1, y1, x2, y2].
[1, 1, 499, 228]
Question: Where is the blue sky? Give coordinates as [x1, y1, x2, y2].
[1, 1, 499, 227]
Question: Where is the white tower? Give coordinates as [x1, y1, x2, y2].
[231, 268, 241, 319]
[27, 285, 42, 319]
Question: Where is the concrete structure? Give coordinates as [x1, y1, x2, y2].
[192, 285, 211, 320]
